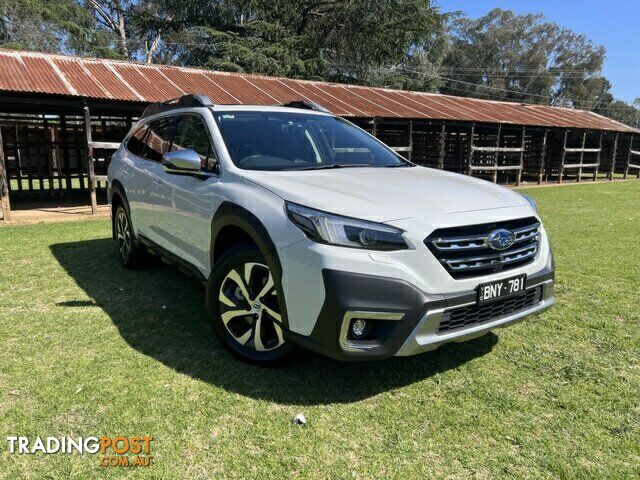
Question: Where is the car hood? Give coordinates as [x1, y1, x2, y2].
[241, 166, 530, 222]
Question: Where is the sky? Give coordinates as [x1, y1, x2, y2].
[436, 0, 639, 103]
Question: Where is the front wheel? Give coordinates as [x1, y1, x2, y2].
[207, 244, 293, 366]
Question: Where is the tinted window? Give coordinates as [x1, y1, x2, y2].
[126, 125, 148, 157]
[143, 117, 178, 162]
[173, 115, 217, 172]
[213, 111, 408, 171]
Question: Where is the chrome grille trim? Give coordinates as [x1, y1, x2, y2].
[424, 217, 541, 279]
[446, 244, 538, 271]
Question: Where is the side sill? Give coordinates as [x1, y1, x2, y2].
[137, 234, 207, 283]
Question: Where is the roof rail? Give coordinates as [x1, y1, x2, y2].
[141, 94, 213, 118]
[281, 100, 330, 113]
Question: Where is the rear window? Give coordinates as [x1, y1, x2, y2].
[144, 117, 178, 162]
[126, 124, 148, 157]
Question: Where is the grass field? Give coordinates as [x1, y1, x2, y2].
[1, 181, 639, 479]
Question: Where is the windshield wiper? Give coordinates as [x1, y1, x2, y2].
[383, 163, 414, 168]
[293, 163, 372, 171]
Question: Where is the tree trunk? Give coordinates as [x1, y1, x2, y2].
[117, 14, 128, 57]
[145, 35, 160, 64]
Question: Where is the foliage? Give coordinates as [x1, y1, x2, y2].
[156, 0, 445, 87]
[0, 0, 114, 56]
[441, 9, 605, 106]
[439, 8, 639, 125]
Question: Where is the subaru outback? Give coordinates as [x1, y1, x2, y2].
[107, 94, 554, 366]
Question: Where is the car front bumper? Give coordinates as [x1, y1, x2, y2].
[285, 264, 555, 361]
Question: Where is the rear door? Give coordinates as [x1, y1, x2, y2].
[119, 123, 156, 238]
[134, 116, 179, 244]
[152, 113, 220, 274]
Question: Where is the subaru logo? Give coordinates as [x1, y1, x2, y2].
[487, 229, 515, 251]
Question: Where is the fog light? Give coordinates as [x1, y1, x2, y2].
[351, 319, 368, 338]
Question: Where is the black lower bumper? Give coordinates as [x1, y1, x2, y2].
[285, 264, 555, 361]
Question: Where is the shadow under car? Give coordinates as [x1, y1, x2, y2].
[51, 238, 498, 405]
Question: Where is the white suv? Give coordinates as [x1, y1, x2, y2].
[108, 94, 554, 366]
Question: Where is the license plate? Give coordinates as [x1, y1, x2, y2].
[477, 274, 527, 305]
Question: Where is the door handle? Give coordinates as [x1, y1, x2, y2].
[153, 179, 163, 188]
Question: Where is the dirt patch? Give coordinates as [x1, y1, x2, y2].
[0, 205, 110, 226]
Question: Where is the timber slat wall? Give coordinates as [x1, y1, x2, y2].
[0, 113, 128, 199]
[1, 107, 640, 221]
[352, 117, 639, 185]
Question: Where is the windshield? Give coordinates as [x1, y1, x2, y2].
[213, 111, 412, 171]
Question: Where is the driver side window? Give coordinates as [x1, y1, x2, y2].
[174, 115, 218, 172]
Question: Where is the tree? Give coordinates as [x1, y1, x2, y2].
[84, 0, 131, 57]
[154, 0, 446, 86]
[441, 9, 611, 109]
[0, 0, 107, 55]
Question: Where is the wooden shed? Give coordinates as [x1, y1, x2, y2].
[0, 49, 638, 221]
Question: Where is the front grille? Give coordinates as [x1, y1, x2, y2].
[437, 286, 543, 334]
[424, 217, 540, 279]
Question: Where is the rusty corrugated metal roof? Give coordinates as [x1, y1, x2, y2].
[0, 49, 635, 132]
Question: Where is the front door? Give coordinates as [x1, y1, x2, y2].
[152, 113, 221, 275]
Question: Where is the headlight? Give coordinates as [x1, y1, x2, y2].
[286, 202, 408, 251]
[519, 193, 537, 212]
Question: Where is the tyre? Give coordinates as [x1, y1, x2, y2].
[207, 244, 293, 366]
[114, 204, 146, 269]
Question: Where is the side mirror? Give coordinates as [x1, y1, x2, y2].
[162, 150, 201, 173]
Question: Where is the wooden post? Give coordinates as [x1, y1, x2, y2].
[36, 120, 44, 191]
[83, 104, 97, 215]
[558, 129, 568, 183]
[577, 130, 587, 183]
[23, 124, 33, 192]
[610, 132, 619, 180]
[0, 126, 11, 221]
[74, 122, 85, 191]
[624, 134, 633, 179]
[438, 123, 446, 170]
[14, 125, 22, 192]
[493, 124, 501, 183]
[43, 116, 54, 195]
[466, 123, 475, 177]
[60, 115, 72, 200]
[593, 131, 602, 181]
[538, 129, 548, 184]
[371, 118, 377, 137]
[516, 126, 525, 186]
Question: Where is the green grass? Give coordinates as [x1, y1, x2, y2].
[1, 181, 639, 479]
[10, 177, 85, 192]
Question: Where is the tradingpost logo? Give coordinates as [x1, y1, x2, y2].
[6, 435, 153, 467]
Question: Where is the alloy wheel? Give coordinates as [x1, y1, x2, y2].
[116, 209, 132, 261]
[218, 262, 285, 351]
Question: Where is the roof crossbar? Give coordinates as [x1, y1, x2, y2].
[281, 100, 330, 113]
[141, 94, 213, 118]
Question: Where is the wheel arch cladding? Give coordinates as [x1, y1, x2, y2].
[211, 202, 290, 328]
